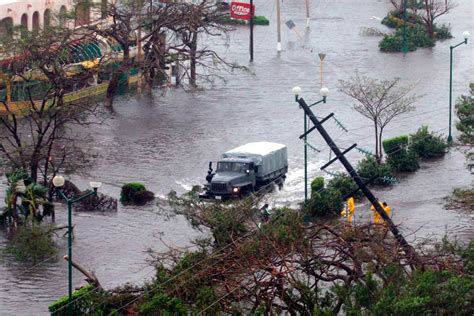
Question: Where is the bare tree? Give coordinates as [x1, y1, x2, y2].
[85, 0, 140, 107]
[339, 73, 419, 163]
[0, 24, 100, 185]
[419, 0, 456, 37]
[167, 1, 231, 88]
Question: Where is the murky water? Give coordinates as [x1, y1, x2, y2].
[1, 0, 473, 314]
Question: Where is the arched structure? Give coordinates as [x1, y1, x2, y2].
[0, 17, 13, 38]
[21, 13, 28, 36]
[44, 9, 51, 29]
[32, 11, 40, 32]
[59, 5, 67, 28]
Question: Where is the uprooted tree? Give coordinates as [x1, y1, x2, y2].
[48, 191, 474, 315]
[339, 72, 419, 163]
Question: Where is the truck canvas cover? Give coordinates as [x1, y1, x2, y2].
[222, 142, 288, 180]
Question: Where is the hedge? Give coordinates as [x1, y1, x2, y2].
[409, 126, 447, 159]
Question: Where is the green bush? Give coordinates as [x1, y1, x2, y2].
[379, 11, 439, 52]
[327, 173, 362, 199]
[217, 15, 269, 26]
[386, 149, 420, 172]
[311, 177, 325, 196]
[139, 292, 189, 315]
[381, 11, 423, 29]
[6, 224, 57, 263]
[383, 135, 409, 156]
[455, 85, 474, 143]
[356, 156, 393, 186]
[383, 135, 420, 172]
[252, 16, 270, 25]
[409, 126, 447, 159]
[120, 182, 154, 204]
[337, 268, 474, 315]
[49, 285, 110, 315]
[306, 188, 343, 218]
[434, 24, 452, 39]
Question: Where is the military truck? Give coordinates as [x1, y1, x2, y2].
[201, 142, 288, 199]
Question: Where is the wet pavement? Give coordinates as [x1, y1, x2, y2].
[1, 0, 473, 314]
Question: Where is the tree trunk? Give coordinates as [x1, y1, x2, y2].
[105, 45, 130, 107]
[374, 121, 380, 163]
[379, 127, 384, 162]
[30, 160, 39, 183]
[189, 31, 198, 88]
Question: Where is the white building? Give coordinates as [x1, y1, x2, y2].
[0, 0, 105, 36]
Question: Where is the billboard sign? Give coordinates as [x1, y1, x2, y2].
[230, 2, 255, 21]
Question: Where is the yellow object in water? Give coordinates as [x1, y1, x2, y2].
[371, 202, 391, 224]
[341, 197, 356, 223]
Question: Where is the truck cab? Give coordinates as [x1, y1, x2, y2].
[208, 158, 256, 199]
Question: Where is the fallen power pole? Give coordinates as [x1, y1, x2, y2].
[296, 97, 420, 266]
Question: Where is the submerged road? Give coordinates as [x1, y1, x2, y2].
[1, 0, 473, 314]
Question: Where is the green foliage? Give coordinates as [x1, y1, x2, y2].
[379, 10, 450, 52]
[210, 209, 248, 247]
[307, 173, 364, 219]
[5, 224, 57, 263]
[252, 16, 270, 25]
[48, 285, 110, 315]
[138, 292, 189, 316]
[381, 10, 423, 29]
[434, 24, 453, 39]
[306, 185, 343, 218]
[386, 149, 420, 172]
[383, 135, 420, 172]
[218, 16, 270, 26]
[409, 125, 447, 159]
[455, 85, 474, 144]
[382, 135, 409, 155]
[120, 182, 154, 204]
[379, 25, 435, 52]
[327, 173, 363, 199]
[356, 156, 393, 186]
[334, 267, 474, 315]
[311, 177, 325, 195]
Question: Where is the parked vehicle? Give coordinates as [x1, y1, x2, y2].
[200, 142, 288, 199]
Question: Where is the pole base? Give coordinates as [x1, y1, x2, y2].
[447, 135, 453, 143]
[306, 18, 310, 28]
[277, 42, 282, 51]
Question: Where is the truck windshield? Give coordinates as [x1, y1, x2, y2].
[217, 162, 248, 173]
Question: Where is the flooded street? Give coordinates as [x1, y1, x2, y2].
[1, 0, 473, 314]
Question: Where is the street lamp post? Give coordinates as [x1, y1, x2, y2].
[53, 176, 101, 316]
[448, 31, 470, 143]
[292, 86, 329, 204]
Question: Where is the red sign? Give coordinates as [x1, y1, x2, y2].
[230, 2, 255, 21]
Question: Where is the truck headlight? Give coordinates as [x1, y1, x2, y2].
[232, 187, 240, 193]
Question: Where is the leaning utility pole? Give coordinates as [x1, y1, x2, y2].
[296, 97, 419, 265]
